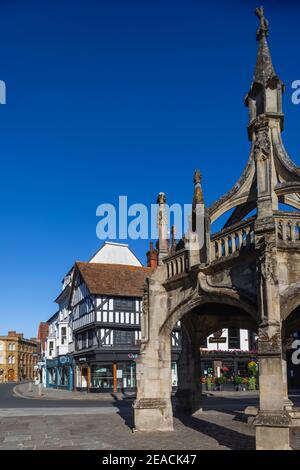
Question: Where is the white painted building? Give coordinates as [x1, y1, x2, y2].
[202, 328, 255, 352]
[89, 242, 142, 266]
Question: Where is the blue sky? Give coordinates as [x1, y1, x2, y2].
[0, 0, 299, 337]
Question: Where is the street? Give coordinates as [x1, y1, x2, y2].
[1, 383, 299, 450]
[0, 383, 281, 450]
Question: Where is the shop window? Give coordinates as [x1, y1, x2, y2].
[237, 361, 248, 377]
[116, 362, 136, 389]
[114, 298, 135, 312]
[90, 365, 113, 389]
[48, 368, 56, 385]
[58, 366, 68, 386]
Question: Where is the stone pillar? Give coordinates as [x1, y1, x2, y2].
[253, 203, 292, 450]
[282, 340, 293, 411]
[254, 238, 291, 449]
[175, 324, 202, 414]
[255, 331, 291, 450]
[157, 193, 169, 265]
[133, 267, 173, 432]
[133, 341, 173, 432]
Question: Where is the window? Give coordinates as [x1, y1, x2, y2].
[237, 361, 248, 377]
[0, 356, 3, 364]
[49, 341, 54, 356]
[114, 298, 135, 312]
[228, 328, 240, 349]
[61, 327, 67, 345]
[88, 330, 94, 348]
[248, 331, 257, 350]
[90, 364, 113, 389]
[8, 355, 15, 364]
[76, 334, 82, 350]
[114, 330, 134, 346]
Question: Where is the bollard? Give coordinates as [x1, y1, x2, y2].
[38, 383, 43, 397]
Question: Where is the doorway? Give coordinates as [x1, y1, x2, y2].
[8, 369, 15, 381]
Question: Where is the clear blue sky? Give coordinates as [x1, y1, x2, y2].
[0, 0, 299, 338]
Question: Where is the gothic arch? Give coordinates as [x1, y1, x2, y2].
[159, 292, 258, 340]
[281, 282, 300, 322]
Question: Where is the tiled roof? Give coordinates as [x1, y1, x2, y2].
[75, 262, 153, 297]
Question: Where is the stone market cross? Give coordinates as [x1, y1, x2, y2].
[134, 7, 300, 450]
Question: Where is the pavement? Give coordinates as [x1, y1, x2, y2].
[13, 382, 134, 401]
[0, 383, 299, 450]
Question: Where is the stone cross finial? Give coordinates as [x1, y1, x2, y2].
[255, 6, 269, 39]
[194, 169, 202, 186]
[193, 169, 204, 204]
[171, 225, 176, 242]
[157, 192, 166, 205]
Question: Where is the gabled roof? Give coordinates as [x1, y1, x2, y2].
[89, 242, 143, 266]
[75, 262, 153, 298]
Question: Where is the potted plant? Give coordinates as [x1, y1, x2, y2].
[248, 376, 256, 391]
[205, 375, 214, 391]
[233, 375, 243, 391]
[248, 361, 258, 377]
[241, 377, 249, 391]
[214, 375, 226, 391]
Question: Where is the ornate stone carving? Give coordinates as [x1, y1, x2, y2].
[157, 192, 166, 205]
[140, 278, 150, 346]
[254, 117, 271, 161]
[255, 6, 269, 39]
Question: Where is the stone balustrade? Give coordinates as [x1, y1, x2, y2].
[210, 217, 255, 261]
[275, 212, 300, 243]
[164, 249, 189, 279]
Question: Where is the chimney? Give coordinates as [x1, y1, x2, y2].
[16, 333, 24, 339]
[146, 241, 158, 268]
[8, 331, 17, 337]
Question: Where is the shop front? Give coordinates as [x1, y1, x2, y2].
[74, 351, 139, 393]
[46, 355, 74, 391]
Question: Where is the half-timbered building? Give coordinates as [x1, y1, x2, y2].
[70, 243, 181, 392]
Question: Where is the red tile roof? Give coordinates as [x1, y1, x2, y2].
[75, 262, 153, 297]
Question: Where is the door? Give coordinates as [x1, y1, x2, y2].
[81, 368, 88, 389]
[8, 369, 15, 381]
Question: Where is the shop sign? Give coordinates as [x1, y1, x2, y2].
[209, 338, 226, 343]
[79, 357, 87, 362]
[59, 356, 69, 365]
[128, 353, 138, 359]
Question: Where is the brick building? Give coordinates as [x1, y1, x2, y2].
[0, 331, 38, 382]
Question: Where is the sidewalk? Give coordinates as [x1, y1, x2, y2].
[14, 382, 136, 401]
[202, 390, 259, 398]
